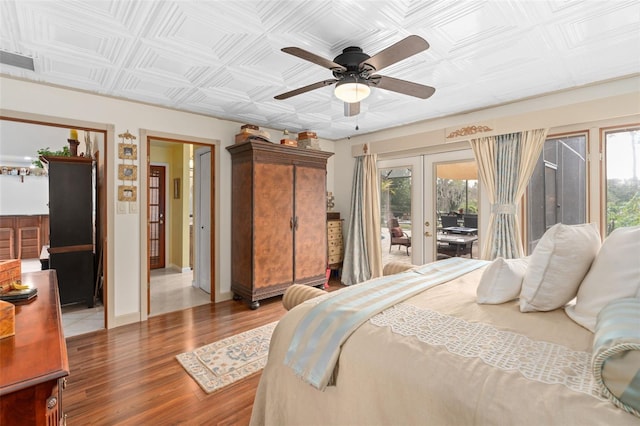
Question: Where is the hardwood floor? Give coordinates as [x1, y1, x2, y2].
[64, 280, 343, 425]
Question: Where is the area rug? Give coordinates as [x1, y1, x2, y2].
[176, 321, 278, 394]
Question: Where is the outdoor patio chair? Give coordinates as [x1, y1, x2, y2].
[387, 218, 411, 255]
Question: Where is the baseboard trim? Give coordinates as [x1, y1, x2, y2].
[111, 312, 142, 328]
[217, 291, 233, 302]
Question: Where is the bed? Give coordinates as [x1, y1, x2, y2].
[250, 225, 640, 425]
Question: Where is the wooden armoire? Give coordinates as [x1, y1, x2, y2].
[44, 156, 95, 307]
[227, 140, 333, 309]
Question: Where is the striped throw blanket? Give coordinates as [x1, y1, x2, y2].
[284, 257, 489, 390]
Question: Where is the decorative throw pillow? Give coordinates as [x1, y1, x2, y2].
[591, 298, 640, 417]
[282, 284, 326, 311]
[477, 257, 530, 304]
[565, 225, 640, 331]
[519, 222, 601, 312]
[390, 227, 403, 237]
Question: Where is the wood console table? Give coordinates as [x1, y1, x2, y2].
[0, 270, 69, 425]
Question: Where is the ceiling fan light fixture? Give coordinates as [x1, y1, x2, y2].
[334, 78, 370, 103]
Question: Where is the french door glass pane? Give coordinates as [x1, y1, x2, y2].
[605, 127, 640, 235]
[379, 167, 412, 263]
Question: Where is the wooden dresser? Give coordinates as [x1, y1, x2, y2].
[227, 140, 333, 309]
[0, 270, 69, 425]
[327, 212, 344, 272]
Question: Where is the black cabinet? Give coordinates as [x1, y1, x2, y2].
[44, 156, 95, 307]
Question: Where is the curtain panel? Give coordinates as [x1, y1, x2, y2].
[342, 154, 382, 285]
[470, 128, 548, 259]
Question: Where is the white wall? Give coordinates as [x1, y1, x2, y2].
[0, 121, 105, 215]
[0, 75, 336, 328]
[0, 175, 49, 215]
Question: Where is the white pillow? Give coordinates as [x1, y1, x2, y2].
[477, 257, 530, 304]
[520, 223, 601, 312]
[565, 225, 640, 332]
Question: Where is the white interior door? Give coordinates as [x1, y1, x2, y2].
[423, 149, 486, 262]
[194, 147, 211, 293]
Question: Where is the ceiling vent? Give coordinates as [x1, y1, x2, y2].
[0, 50, 35, 71]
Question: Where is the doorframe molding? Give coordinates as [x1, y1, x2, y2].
[139, 129, 219, 321]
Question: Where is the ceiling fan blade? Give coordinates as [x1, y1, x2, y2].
[371, 75, 435, 99]
[360, 35, 429, 73]
[274, 79, 338, 100]
[344, 102, 360, 117]
[281, 47, 347, 72]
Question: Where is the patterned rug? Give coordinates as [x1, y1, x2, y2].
[176, 321, 278, 394]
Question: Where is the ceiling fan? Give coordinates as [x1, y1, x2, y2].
[274, 35, 435, 117]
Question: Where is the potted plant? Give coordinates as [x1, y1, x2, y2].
[32, 146, 71, 169]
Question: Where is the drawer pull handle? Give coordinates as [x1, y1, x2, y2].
[47, 396, 58, 409]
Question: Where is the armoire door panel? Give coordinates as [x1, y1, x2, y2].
[231, 160, 253, 288]
[294, 166, 327, 281]
[253, 162, 294, 288]
[48, 161, 93, 247]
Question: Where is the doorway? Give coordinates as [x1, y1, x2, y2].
[145, 137, 214, 317]
[379, 149, 483, 268]
[0, 116, 109, 335]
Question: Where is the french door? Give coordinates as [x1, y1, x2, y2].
[149, 165, 166, 269]
[423, 150, 482, 262]
[378, 156, 424, 265]
[379, 149, 483, 266]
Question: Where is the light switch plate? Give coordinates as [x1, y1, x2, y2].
[117, 201, 127, 214]
[129, 202, 138, 214]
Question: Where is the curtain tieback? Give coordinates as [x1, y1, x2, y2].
[491, 203, 516, 214]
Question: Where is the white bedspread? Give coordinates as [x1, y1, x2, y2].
[251, 265, 639, 425]
[284, 257, 488, 390]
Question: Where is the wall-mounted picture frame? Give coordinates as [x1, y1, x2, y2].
[173, 178, 181, 199]
[118, 185, 137, 202]
[118, 164, 137, 180]
[118, 143, 137, 160]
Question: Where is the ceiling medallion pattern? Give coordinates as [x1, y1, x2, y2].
[446, 125, 493, 139]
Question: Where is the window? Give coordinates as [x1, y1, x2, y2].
[526, 134, 587, 253]
[604, 127, 640, 235]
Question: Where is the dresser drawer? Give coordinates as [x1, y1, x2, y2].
[328, 232, 342, 242]
[327, 221, 342, 230]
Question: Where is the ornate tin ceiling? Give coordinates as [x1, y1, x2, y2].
[1, 1, 639, 140]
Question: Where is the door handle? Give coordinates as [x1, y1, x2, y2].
[425, 220, 432, 236]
